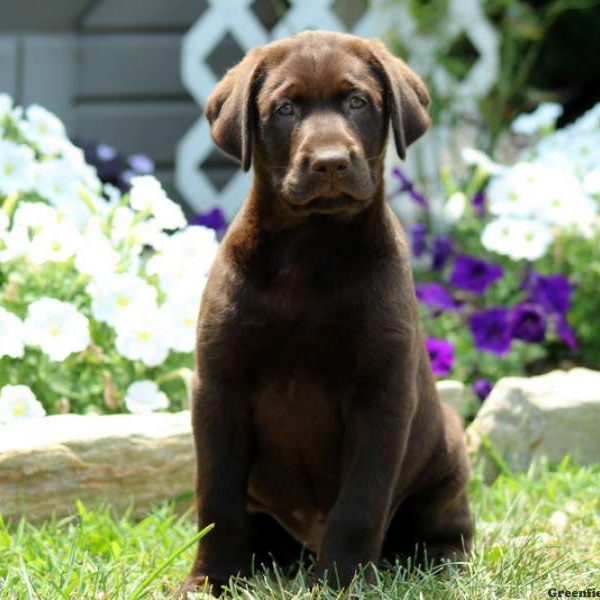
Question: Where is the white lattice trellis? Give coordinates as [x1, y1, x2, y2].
[176, 0, 499, 217]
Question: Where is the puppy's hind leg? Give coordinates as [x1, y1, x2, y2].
[382, 479, 473, 572]
[382, 408, 474, 572]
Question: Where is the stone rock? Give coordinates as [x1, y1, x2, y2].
[0, 411, 195, 522]
[0, 380, 471, 521]
[466, 368, 600, 482]
[436, 380, 466, 413]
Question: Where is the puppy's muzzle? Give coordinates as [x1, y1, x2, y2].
[283, 145, 373, 211]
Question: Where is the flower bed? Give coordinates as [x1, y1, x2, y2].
[392, 102, 600, 414]
[0, 94, 217, 420]
[1, 94, 599, 422]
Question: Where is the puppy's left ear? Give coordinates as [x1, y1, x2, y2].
[204, 48, 263, 172]
[366, 40, 431, 161]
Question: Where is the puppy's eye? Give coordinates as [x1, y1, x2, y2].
[276, 101, 294, 116]
[349, 95, 367, 109]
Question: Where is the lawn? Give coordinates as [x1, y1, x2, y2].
[1, 459, 599, 599]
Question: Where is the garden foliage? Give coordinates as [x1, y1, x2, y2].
[0, 95, 218, 420]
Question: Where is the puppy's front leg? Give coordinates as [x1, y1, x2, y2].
[314, 386, 416, 588]
[183, 375, 254, 596]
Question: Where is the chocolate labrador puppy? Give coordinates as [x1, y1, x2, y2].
[182, 30, 473, 596]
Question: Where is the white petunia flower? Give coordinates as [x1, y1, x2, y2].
[32, 159, 80, 205]
[533, 170, 597, 229]
[0, 210, 8, 233]
[104, 183, 122, 206]
[482, 217, 553, 261]
[13, 201, 59, 233]
[145, 226, 218, 294]
[74, 221, 119, 279]
[0, 307, 25, 359]
[87, 273, 157, 327]
[443, 192, 466, 223]
[0, 385, 45, 421]
[129, 175, 186, 230]
[0, 93, 13, 118]
[0, 225, 30, 262]
[20, 104, 66, 155]
[160, 288, 204, 353]
[566, 131, 600, 176]
[487, 163, 543, 219]
[0, 140, 34, 195]
[511, 102, 563, 136]
[124, 380, 169, 414]
[24, 298, 90, 361]
[461, 147, 506, 175]
[486, 163, 595, 226]
[0, 93, 22, 121]
[111, 206, 135, 242]
[583, 166, 600, 195]
[27, 220, 81, 264]
[115, 308, 170, 367]
[571, 102, 600, 134]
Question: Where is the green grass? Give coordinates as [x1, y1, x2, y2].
[1, 459, 599, 599]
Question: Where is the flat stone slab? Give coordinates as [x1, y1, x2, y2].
[0, 380, 465, 521]
[0, 412, 195, 521]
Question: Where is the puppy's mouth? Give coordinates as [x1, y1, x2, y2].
[286, 194, 365, 215]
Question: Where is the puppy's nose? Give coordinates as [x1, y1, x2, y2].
[310, 149, 350, 176]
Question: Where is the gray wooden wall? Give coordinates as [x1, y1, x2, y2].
[0, 0, 205, 203]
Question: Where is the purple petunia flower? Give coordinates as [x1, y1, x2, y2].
[510, 303, 547, 343]
[469, 308, 512, 356]
[431, 235, 454, 271]
[450, 255, 504, 294]
[529, 274, 573, 315]
[409, 223, 427, 257]
[189, 207, 228, 237]
[391, 166, 428, 209]
[128, 153, 155, 174]
[425, 338, 454, 376]
[555, 314, 577, 352]
[416, 283, 460, 311]
[473, 379, 493, 402]
[471, 191, 486, 218]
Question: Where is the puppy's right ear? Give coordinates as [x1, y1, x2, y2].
[204, 49, 263, 172]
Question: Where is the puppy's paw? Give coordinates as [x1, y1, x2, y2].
[308, 560, 377, 590]
[421, 544, 468, 572]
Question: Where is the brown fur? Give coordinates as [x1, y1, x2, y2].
[181, 31, 473, 596]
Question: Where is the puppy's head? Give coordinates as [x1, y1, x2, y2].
[205, 31, 430, 216]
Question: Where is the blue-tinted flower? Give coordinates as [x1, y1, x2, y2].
[473, 379, 493, 402]
[96, 143, 117, 161]
[189, 207, 228, 237]
[416, 283, 460, 311]
[510, 303, 546, 343]
[119, 169, 136, 187]
[409, 223, 427, 257]
[529, 274, 572, 314]
[391, 166, 428, 209]
[555, 314, 577, 352]
[425, 338, 454, 376]
[450, 255, 503, 294]
[431, 235, 453, 271]
[469, 308, 512, 356]
[128, 153, 154, 174]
